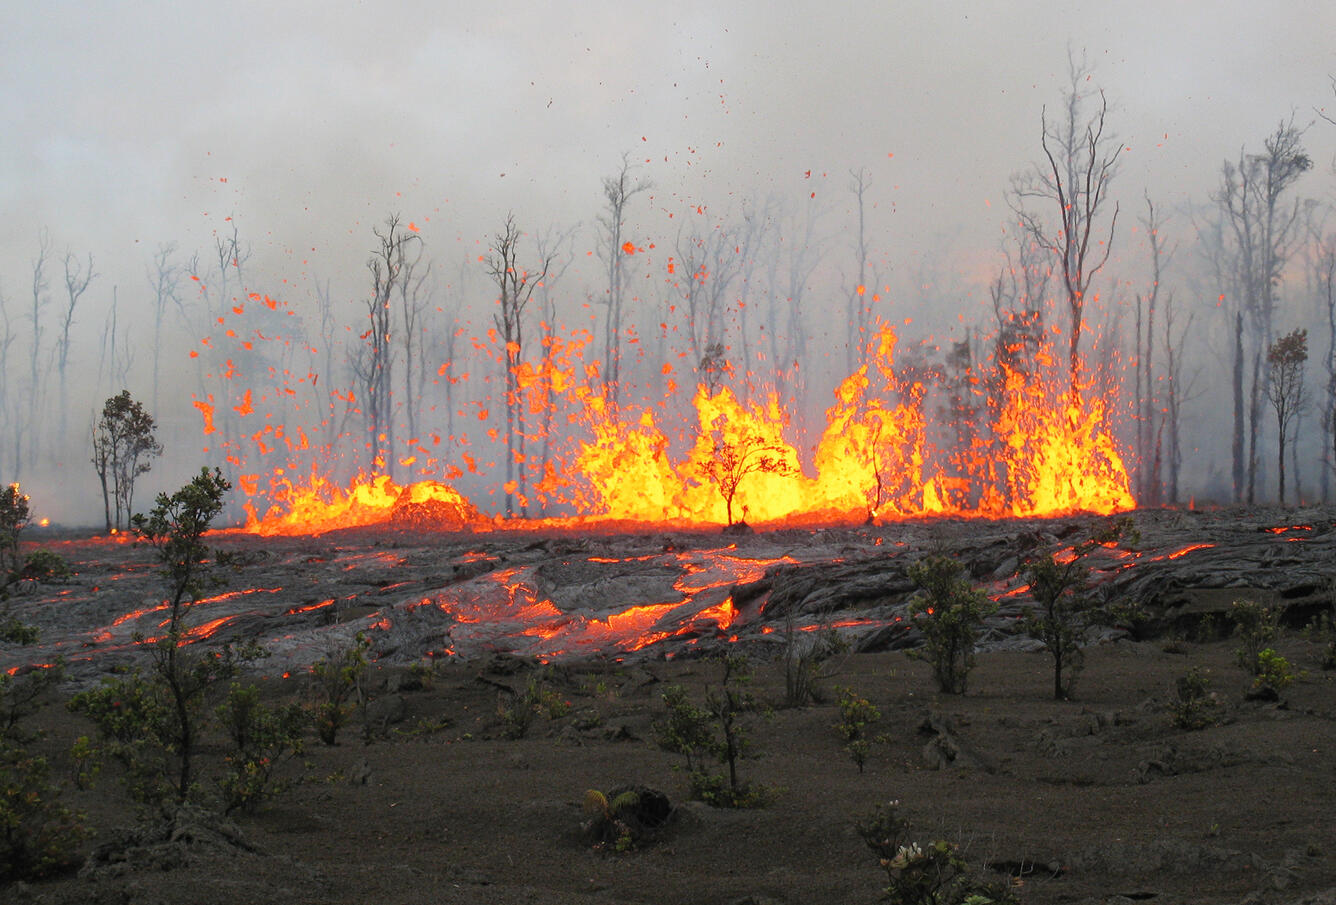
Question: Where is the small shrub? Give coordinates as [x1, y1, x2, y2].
[69, 735, 101, 791]
[906, 556, 996, 694]
[834, 686, 881, 773]
[497, 670, 570, 740]
[656, 654, 770, 807]
[1169, 667, 1219, 730]
[1230, 599, 1280, 675]
[68, 669, 175, 804]
[0, 616, 39, 645]
[309, 633, 370, 745]
[1249, 648, 1297, 700]
[0, 743, 89, 881]
[215, 682, 307, 814]
[581, 786, 673, 852]
[857, 801, 1018, 905]
[1023, 518, 1135, 700]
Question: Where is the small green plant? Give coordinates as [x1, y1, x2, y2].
[906, 556, 996, 694]
[0, 743, 90, 881]
[497, 670, 570, 740]
[656, 654, 770, 807]
[834, 686, 881, 773]
[1169, 667, 1219, 730]
[69, 735, 101, 791]
[1230, 599, 1280, 675]
[1249, 648, 1297, 700]
[215, 682, 307, 813]
[581, 785, 673, 852]
[856, 801, 1018, 904]
[1023, 518, 1135, 700]
[309, 633, 370, 745]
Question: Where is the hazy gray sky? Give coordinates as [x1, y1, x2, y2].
[5, 0, 1334, 295]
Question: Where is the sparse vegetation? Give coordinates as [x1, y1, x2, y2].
[1230, 599, 1280, 675]
[782, 618, 847, 707]
[1248, 648, 1297, 700]
[906, 555, 996, 694]
[833, 685, 881, 772]
[704, 433, 796, 527]
[0, 743, 89, 882]
[1023, 517, 1136, 700]
[656, 654, 771, 807]
[1169, 666, 1220, 730]
[497, 669, 570, 739]
[309, 633, 370, 745]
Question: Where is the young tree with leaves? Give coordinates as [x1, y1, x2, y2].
[91, 390, 163, 533]
[1267, 328, 1308, 503]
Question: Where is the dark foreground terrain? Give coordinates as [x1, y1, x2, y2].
[3, 509, 1335, 904]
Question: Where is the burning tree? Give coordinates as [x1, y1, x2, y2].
[704, 432, 795, 528]
[1267, 328, 1308, 504]
[91, 390, 163, 534]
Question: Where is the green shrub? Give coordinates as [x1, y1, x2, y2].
[1169, 667, 1219, 730]
[1023, 518, 1135, 700]
[0, 484, 30, 576]
[497, 670, 570, 739]
[0, 743, 89, 881]
[906, 556, 996, 694]
[309, 633, 369, 745]
[834, 686, 881, 773]
[656, 654, 770, 807]
[1230, 599, 1280, 675]
[1249, 648, 1297, 700]
[857, 801, 1018, 904]
[215, 682, 306, 813]
[0, 662, 64, 740]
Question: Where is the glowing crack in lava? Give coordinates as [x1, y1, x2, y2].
[220, 319, 1131, 535]
[393, 549, 794, 660]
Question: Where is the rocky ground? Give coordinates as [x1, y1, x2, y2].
[2, 507, 1335, 904]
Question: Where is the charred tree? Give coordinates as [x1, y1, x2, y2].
[355, 214, 421, 478]
[1213, 121, 1311, 502]
[845, 168, 880, 375]
[57, 250, 97, 452]
[1010, 52, 1122, 385]
[596, 154, 651, 410]
[147, 243, 181, 414]
[486, 213, 552, 518]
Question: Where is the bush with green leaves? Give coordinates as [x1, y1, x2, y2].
[1248, 648, 1297, 701]
[857, 801, 1018, 905]
[1169, 667, 1219, 730]
[1023, 518, 1135, 700]
[215, 682, 306, 813]
[0, 742, 89, 882]
[497, 669, 570, 739]
[656, 654, 770, 807]
[0, 483, 30, 576]
[581, 786, 673, 853]
[834, 686, 881, 773]
[309, 633, 370, 745]
[68, 468, 239, 805]
[1230, 599, 1280, 675]
[906, 556, 996, 694]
